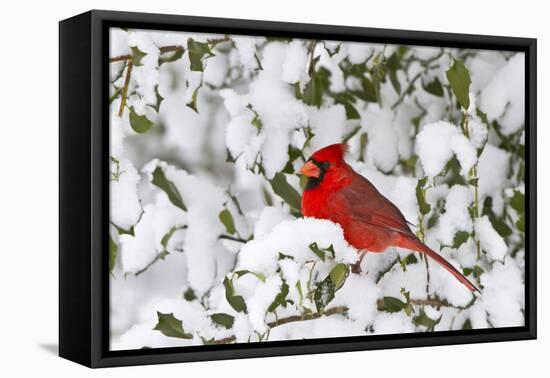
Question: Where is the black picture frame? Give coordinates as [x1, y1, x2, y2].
[59, 9, 537, 368]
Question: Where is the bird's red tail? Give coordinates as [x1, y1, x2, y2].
[396, 235, 480, 293]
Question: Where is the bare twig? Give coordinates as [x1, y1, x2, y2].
[219, 234, 248, 243]
[118, 60, 133, 117]
[210, 306, 349, 344]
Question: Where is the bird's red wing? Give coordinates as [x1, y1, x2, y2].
[338, 175, 414, 236]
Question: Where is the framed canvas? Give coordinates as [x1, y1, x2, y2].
[59, 10, 537, 368]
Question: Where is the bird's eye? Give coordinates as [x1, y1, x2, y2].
[321, 161, 330, 170]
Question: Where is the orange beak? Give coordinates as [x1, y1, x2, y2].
[299, 161, 321, 178]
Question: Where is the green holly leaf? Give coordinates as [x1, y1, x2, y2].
[109, 234, 118, 274]
[219, 208, 237, 235]
[379, 296, 407, 313]
[509, 190, 525, 214]
[270, 172, 302, 212]
[187, 38, 214, 71]
[416, 177, 431, 215]
[413, 308, 442, 331]
[233, 270, 266, 282]
[329, 263, 349, 291]
[151, 166, 187, 211]
[129, 107, 154, 134]
[308, 242, 335, 262]
[153, 312, 193, 339]
[446, 58, 471, 110]
[131, 46, 147, 66]
[303, 67, 331, 108]
[452, 231, 470, 249]
[186, 83, 202, 113]
[314, 275, 336, 313]
[223, 277, 247, 313]
[183, 288, 196, 301]
[268, 281, 290, 312]
[423, 77, 444, 97]
[516, 213, 525, 232]
[210, 313, 235, 329]
[148, 85, 164, 113]
[159, 47, 184, 65]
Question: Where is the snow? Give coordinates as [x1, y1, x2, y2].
[203, 53, 229, 88]
[307, 104, 347, 152]
[118, 193, 186, 274]
[346, 42, 374, 64]
[253, 206, 292, 238]
[152, 161, 230, 296]
[480, 258, 524, 327]
[110, 157, 143, 231]
[233, 36, 260, 71]
[436, 185, 473, 246]
[429, 255, 473, 307]
[282, 40, 309, 84]
[246, 275, 283, 332]
[361, 105, 400, 172]
[373, 312, 415, 335]
[479, 53, 525, 135]
[237, 218, 357, 275]
[127, 31, 160, 111]
[417, 121, 477, 177]
[478, 144, 510, 199]
[475, 216, 508, 261]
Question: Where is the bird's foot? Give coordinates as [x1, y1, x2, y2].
[351, 260, 363, 274]
[351, 252, 367, 274]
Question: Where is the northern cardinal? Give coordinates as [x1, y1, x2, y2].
[299, 143, 479, 293]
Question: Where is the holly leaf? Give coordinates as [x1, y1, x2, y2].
[270, 172, 302, 212]
[268, 281, 290, 312]
[210, 313, 235, 329]
[186, 83, 202, 113]
[183, 288, 196, 301]
[223, 277, 247, 313]
[159, 47, 184, 65]
[413, 308, 442, 331]
[446, 58, 471, 110]
[148, 85, 164, 113]
[219, 208, 236, 235]
[423, 77, 444, 97]
[131, 46, 147, 66]
[309, 242, 335, 262]
[187, 38, 214, 71]
[153, 312, 193, 339]
[314, 275, 336, 313]
[233, 270, 266, 282]
[303, 67, 331, 108]
[379, 296, 407, 313]
[416, 177, 431, 215]
[329, 263, 349, 291]
[129, 107, 153, 134]
[509, 190, 525, 214]
[452, 231, 470, 249]
[109, 234, 118, 274]
[151, 166, 187, 211]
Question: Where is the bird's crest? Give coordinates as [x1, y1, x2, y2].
[310, 143, 348, 163]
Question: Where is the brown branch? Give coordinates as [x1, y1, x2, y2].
[211, 306, 349, 345]
[109, 54, 132, 63]
[118, 60, 133, 117]
[159, 45, 184, 54]
[213, 335, 237, 344]
[218, 234, 248, 243]
[109, 45, 185, 64]
[267, 306, 348, 328]
[376, 297, 475, 310]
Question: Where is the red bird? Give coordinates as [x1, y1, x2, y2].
[299, 143, 479, 293]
